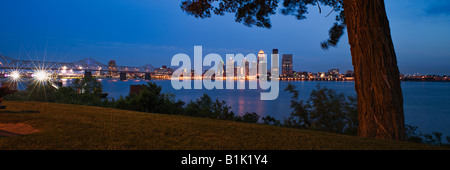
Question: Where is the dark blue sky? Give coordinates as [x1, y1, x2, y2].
[1, 0, 449, 74]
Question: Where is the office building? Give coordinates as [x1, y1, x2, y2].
[282, 54, 293, 77]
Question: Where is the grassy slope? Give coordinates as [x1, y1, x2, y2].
[0, 101, 440, 150]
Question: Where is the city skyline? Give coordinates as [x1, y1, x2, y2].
[1, 0, 450, 75]
[3, 54, 448, 81]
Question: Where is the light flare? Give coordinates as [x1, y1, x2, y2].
[10, 71, 21, 81]
[33, 70, 51, 82]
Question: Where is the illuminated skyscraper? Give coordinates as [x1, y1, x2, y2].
[242, 57, 249, 77]
[250, 60, 258, 80]
[272, 49, 279, 78]
[226, 57, 235, 79]
[217, 59, 225, 77]
[282, 54, 293, 77]
[257, 50, 266, 64]
[257, 50, 266, 76]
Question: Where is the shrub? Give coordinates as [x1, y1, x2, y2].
[115, 82, 184, 115]
[236, 112, 260, 123]
[283, 84, 358, 135]
[262, 116, 281, 126]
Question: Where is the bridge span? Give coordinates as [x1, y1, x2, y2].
[0, 55, 154, 73]
[0, 55, 158, 80]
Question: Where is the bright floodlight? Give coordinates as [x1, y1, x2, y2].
[34, 70, 50, 82]
[10, 71, 20, 80]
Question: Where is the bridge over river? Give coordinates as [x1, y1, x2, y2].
[0, 55, 156, 80]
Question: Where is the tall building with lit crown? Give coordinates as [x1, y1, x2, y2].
[257, 50, 266, 64]
[257, 50, 266, 76]
[282, 54, 293, 77]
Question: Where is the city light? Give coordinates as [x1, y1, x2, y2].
[33, 70, 50, 82]
[10, 71, 20, 80]
[61, 66, 67, 74]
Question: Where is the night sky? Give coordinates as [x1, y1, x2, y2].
[1, 0, 449, 75]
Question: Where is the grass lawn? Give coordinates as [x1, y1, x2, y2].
[0, 101, 441, 150]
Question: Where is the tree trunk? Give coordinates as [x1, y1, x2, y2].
[343, 0, 407, 141]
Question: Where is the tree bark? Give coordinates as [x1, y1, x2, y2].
[343, 0, 407, 141]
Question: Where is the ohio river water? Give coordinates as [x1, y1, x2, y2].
[62, 79, 450, 136]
